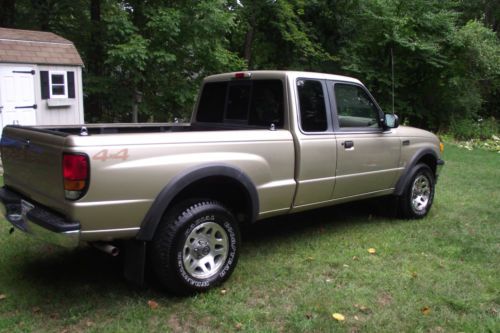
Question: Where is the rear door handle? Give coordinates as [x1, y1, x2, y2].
[342, 140, 354, 149]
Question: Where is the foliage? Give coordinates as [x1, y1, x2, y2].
[449, 116, 498, 141]
[1, 145, 499, 332]
[455, 137, 500, 153]
[442, 130, 500, 153]
[96, 0, 245, 122]
[0, 0, 499, 128]
[335, 0, 459, 128]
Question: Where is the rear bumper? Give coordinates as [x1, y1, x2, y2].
[0, 187, 80, 248]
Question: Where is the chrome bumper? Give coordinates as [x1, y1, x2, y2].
[0, 187, 80, 248]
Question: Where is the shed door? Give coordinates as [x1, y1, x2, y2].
[0, 67, 37, 137]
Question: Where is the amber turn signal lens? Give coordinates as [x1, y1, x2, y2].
[64, 179, 86, 191]
[440, 142, 444, 153]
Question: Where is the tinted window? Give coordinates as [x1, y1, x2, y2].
[334, 84, 380, 128]
[196, 80, 284, 128]
[249, 80, 284, 127]
[297, 80, 327, 132]
[226, 84, 251, 120]
[196, 82, 227, 122]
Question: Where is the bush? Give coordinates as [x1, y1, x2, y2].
[450, 117, 498, 140]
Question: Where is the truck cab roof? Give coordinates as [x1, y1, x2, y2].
[204, 70, 363, 85]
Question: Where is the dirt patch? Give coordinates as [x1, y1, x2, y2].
[376, 292, 393, 307]
[167, 314, 183, 333]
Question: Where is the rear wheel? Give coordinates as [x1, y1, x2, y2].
[151, 200, 240, 295]
[399, 163, 435, 219]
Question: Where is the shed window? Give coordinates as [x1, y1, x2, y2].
[40, 70, 76, 100]
[49, 71, 67, 98]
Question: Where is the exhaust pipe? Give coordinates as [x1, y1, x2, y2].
[91, 242, 120, 257]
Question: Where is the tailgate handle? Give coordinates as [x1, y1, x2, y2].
[15, 104, 37, 109]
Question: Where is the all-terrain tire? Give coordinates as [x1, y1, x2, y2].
[399, 163, 436, 219]
[151, 199, 240, 295]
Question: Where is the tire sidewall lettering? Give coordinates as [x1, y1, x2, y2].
[183, 214, 216, 237]
[219, 221, 237, 278]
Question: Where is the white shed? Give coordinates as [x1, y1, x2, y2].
[0, 27, 84, 137]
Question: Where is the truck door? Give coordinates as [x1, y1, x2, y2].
[292, 78, 337, 208]
[329, 82, 401, 199]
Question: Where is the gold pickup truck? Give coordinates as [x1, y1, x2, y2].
[0, 71, 444, 294]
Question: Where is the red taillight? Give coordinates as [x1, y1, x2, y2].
[63, 154, 88, 179]
[63, 153, 89, 200]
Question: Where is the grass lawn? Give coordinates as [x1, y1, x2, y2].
[0, 144, 498, 332]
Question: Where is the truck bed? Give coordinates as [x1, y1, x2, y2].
[27, 122, 264, 136]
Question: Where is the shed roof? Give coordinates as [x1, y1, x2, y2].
[0, 27, 84, 66]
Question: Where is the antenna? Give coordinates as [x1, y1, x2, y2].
[391, 47, 395, 114]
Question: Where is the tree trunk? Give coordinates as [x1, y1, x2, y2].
[32, 0, 51, 30]
[89, 0, 103, 76]
[132, 89, 142, 123]
[86, 0, 104, 121]
[0, 0, 16, 27]
[484, 2, 498, 33]
[243, 26, 254, 68]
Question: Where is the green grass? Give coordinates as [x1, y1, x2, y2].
[0, 144, 499, 332]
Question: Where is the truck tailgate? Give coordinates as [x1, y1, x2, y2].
[1, 126, 67, 211]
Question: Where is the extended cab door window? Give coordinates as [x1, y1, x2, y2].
[333, 83, 381, 130]
[297, 79, 328, 132]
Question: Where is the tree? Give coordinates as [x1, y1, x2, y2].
[0, 0, 17, 27]
[1, 0, 497, 131]
[230, 0, 332, 70]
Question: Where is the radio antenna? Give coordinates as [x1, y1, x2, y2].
[391, 47, 395, 114]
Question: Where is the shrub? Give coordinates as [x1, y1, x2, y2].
[450, 117, 498, 140]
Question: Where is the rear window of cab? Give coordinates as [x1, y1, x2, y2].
[196, 80, 284, 128]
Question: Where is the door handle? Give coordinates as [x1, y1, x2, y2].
[342, 140, 354, 149]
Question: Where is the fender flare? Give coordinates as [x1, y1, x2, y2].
[136, 164, 259, 241]
[393, 148, 439, 196]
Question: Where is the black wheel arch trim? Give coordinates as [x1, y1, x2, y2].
[394, 148, 440, 196]
[136, 164, 259, 241]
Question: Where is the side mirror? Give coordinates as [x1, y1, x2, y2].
[384, 113, 399, 129]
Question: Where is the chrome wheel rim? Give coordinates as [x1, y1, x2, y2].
[182, 222, 229, 279]
[411, 174, 431, 213]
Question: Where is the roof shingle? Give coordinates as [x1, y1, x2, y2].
[0, 27, 84, 66]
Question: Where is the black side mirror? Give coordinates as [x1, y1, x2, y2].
[384, 113, 399, 129]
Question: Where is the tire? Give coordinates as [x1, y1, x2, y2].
[399, 163, 436, 219]
[151, 199, 240, 295]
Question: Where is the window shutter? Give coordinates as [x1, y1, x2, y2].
[40, 71, 49, 99]
[67, 71, 75, 99]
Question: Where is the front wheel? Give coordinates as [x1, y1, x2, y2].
[151, 200, 240, 295]
[399, 163, 436, 219]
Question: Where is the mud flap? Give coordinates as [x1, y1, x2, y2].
[123, 240, 146, 287]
